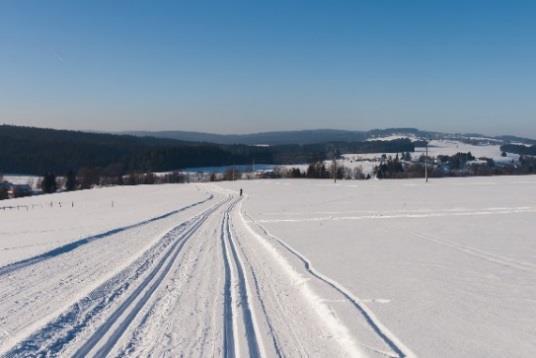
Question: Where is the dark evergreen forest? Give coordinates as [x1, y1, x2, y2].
[0, 125, 415, 175]
[500, 144, 536, 156]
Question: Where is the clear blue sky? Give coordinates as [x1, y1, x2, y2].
[1, 0, 535, 137]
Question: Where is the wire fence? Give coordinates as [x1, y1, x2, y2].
[0, 201, 116, 212]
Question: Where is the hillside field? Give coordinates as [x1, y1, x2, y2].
[1, 176, 535, 357]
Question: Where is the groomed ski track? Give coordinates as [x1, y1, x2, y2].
[2, 187, 414, 357]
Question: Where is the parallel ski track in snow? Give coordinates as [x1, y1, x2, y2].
[0, 194, 214, 278]
[233, 239, 284, 358]
[241, 198, 417, 358]
[221, 203, 236, 358]
[221, 198, 264, 358]
[73, 197, 229, 357]
[3, 196, 227, 357]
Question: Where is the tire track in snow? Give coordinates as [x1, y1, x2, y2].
[0, 194, 214, 278]
[241, 199, 416, 358]
[221, 198, 264, 358]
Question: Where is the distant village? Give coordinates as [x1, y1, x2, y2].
[0, 180, 33, 200]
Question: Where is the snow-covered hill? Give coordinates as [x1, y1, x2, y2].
[1, 177, 535, 357]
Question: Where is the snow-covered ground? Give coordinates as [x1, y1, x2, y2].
[1, 176, 535, 357]
[0, 184, 212, 266]
[221, 177, 536, 357]
[415, 139, 519, 163]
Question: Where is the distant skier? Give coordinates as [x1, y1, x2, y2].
[239, 188, 243, 197]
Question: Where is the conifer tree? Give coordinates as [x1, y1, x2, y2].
[41, 172, 57, 193]
[65, 170, 77, 191]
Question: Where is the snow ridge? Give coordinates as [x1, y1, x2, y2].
[238, 201, 367, 358]
[241, 199, 417, 358]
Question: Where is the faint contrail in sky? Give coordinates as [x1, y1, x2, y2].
[53, 49, 65, 64]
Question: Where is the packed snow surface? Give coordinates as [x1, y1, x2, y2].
[0, 184, 211, 266]
[220, 177, 536, 357]
[1, 177, 535, 357]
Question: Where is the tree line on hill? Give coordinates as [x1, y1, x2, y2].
[0, 125, 414, 175]
[34, 170, 191, 195]
[126, 127, 435, 145]
[2, 151, 535, 201]
[500, 144, 536, 156]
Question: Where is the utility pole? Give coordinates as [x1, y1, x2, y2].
[333, 153, 337, 183]
[425, 141, 429, 183]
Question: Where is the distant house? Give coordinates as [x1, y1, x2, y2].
[9, 184, 33, 198]
[0, 181, 11, 190]
[0, 181, 12, 200]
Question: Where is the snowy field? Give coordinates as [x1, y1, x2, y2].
[221, 177, 536, 357]
[279, 138, 521, 177]
[0, 184, 212, 266]
[0, 176, 535, 357]
[414, 139, 519, 163]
